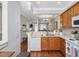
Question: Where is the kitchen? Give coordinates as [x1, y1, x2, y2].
[19, 1, 79, 57]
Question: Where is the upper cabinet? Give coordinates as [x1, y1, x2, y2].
[60, 9, 72, 28]
[60, 2, 79, 28]
[67, 7, 74, 28]
[61, 12, 68, 28]
[73, 2, 79, 16]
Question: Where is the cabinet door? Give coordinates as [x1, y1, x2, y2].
[60, 38, 66, 56]
[49, 38, 55, 50]
[70, 7, 74, 17]
[41, 37, 48, 50]
[49, 37, 60, 50]
[73, 2, 79, 16]
[54, 38, 60, 50]
[62, 12, 68, 28]
[67, 10, 72, 28]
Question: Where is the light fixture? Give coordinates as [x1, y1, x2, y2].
[41, 15, 52, 18]
[27, 2, 32, 10]
[43, 19, 48, 21]
[58, 1, 61, 5]
[37, 1, 40, 5]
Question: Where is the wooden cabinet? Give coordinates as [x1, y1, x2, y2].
[41, 37, 61, 50]
[54, 38, 61, 50]
[60, 38, 66, 56]
[73, 2, 79, 16]
[41, 37, 65, 56]
[60, 9, 73, 28]
[49, 37, 60, 50]
[49, 38, 55, 50]
[41, 37, 65, 50]
[61, 12, 68, 28]
[60, 2, 79, 28]
[68, 7, 74, 28]
[41, 37, 49, 50]
[66, 9, 72, 28]
[70, 7, 74, 17]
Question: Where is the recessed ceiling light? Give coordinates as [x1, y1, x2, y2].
[43, 19, 48, 21]
[27, 2, 32, 10]
[58, 1, 61, 5]
[37, 1, 40, 4]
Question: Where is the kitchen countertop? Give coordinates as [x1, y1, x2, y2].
[28, 32, 79, 47]
[41, 35, 66, 39]
[41, 35, 79, 47]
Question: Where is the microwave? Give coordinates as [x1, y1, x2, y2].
[72, 15, 79, 27]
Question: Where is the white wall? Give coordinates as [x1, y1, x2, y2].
[63, 28, 79, 37]
[21, 15, 28, 42]
[1, 2, 21, 56]
[0, 6, 2, 33]
[21, 15, 27, 26]
[0, 5, 2, 41]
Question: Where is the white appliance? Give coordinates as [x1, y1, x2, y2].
[29, 37, 41, 51]
[27, 32, 41, 52]
[72, 15, 79, 27]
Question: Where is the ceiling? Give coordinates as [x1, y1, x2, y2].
[20, 1, 77, 21]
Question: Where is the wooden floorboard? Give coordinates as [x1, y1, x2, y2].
[21, 39, 27, 53]
[30, 51, 64, 57]
[21, 39, 65, 57]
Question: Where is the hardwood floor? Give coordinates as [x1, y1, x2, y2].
[21, 38, 65, 57]
[30, 51, 64, 57]
[21, 39, 27, 53]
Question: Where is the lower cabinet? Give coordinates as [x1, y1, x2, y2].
[60, 38, 66, 56]
[49, 38, 55, 50]
[41, 37, 65, 56]
[28, 37, 65, 56]
[41, 37, 49, 50]
[49, 37, 61, 50]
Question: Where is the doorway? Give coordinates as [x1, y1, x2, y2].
[20, 15, 28, 53]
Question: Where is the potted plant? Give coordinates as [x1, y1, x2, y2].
[71, 31, 78, 39]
